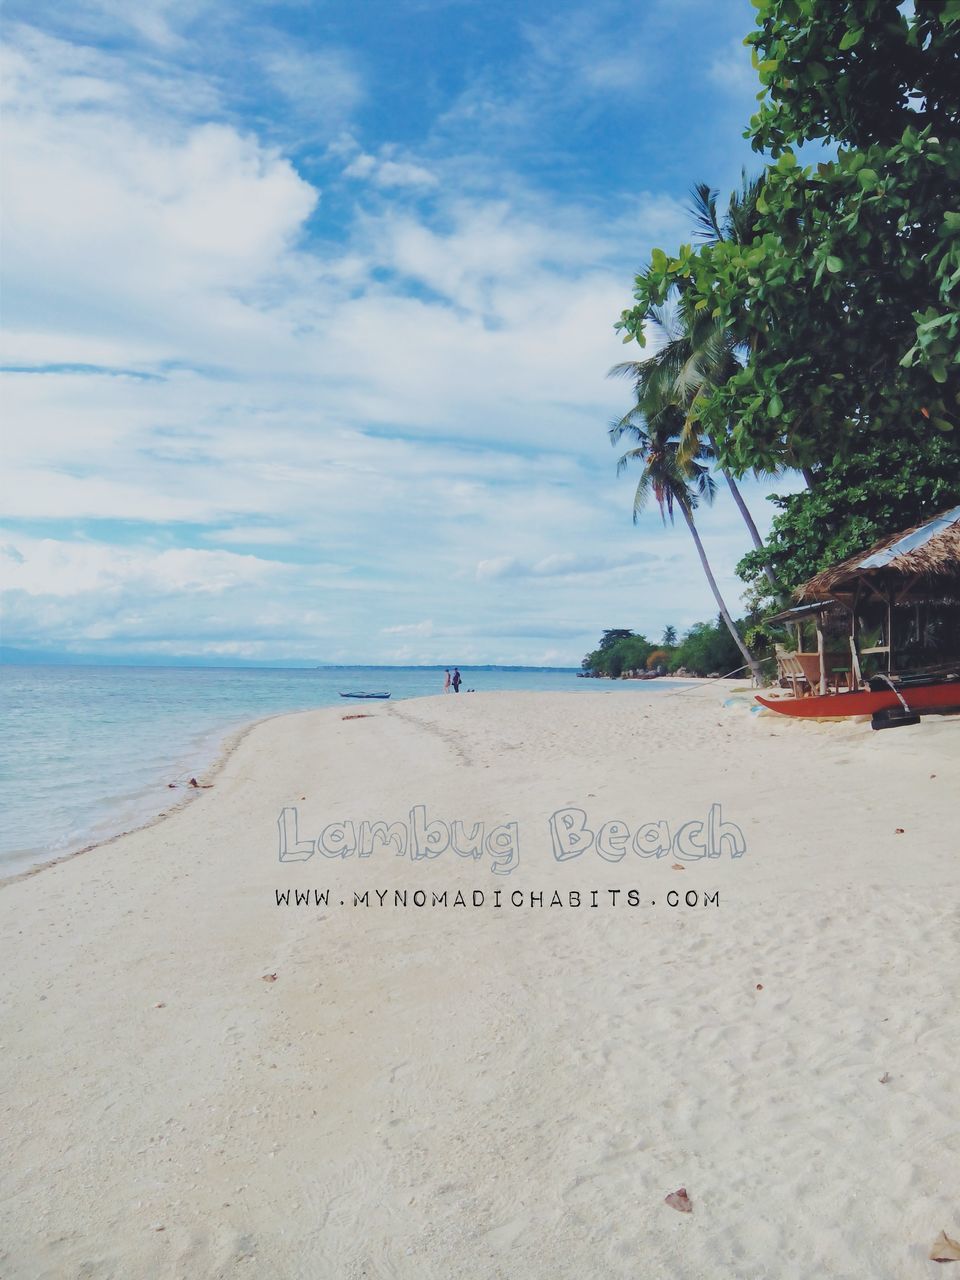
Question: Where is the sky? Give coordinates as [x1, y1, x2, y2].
[0, 0, 801, 667]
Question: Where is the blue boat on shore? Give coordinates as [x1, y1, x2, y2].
[339, 691, 391, 699]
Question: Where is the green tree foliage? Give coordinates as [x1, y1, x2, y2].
[747, 0, 958, 154]
[661, 624, 678, 647]
[583, 621, 764, 677]
[618, 636, 656, 672]
[738, 435, 960, 604]
[669, 618, 745, 677]
[617, 1, 960, 477]
[599, 629, 635, 650]
[582, 633, 653, 676]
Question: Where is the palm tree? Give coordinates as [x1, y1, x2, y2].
[610, 289, 784, 599]
[612, 173, 789, 597]
[688, 173, 763, 249]
[610, 402, 763, 683]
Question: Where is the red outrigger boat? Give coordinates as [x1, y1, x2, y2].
[756, 675, 960, 719]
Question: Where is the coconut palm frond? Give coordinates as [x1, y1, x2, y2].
[648, 299, 684, 346]
[701, 319, 736, 372]
[677, 407, 708, 469]
[608, 360, 644, 381]
[688, 181, 723, 244]
[643, 365, 684, 419]
[726, 169, 765, 244]
[649, 340, 689, 387]
[675, 349, 708, 402]
[609, 409, 647, 447]
[630, 471, 653, 522]
[755, 457, 788, 481]
[616, 445, 649, 476]
[692, 467, 718, 505]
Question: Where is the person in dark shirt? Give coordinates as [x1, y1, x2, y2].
[452, 668, 462, 693]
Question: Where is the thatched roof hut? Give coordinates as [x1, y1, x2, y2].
[797, 505, 960, 605]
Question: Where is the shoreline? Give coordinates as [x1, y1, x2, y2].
[0, 679, 711, 890]
[0, 709, 284, 889]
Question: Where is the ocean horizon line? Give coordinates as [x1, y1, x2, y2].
[1, 656, 582, 673]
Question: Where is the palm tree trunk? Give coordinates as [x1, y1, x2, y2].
[679, 502, 764, 683]
[720, 468, 783, 596]
[705, 431, 782, 597]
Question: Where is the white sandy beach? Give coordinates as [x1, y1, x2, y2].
[2, 686, 958, 1279]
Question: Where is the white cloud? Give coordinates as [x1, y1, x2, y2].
[381, 620, 435, 637]
[204, 526, 299, 547]
[260, 42, 364, 125]
[375, 160, 438, 189]
[0, 11, 799, 663]
[523, 9, 649, 96]
[4, 1, 193, 51]
[0, 536, 281, 599]
[476, 551, 653, 581]
[1, 26, 689, 450]
[1, 21, 221, 119]
[3, 112, 316, 303]
[83, 0, 193, 50]
[343, 151, 377, 179]
[343, 146, 438, 188]
[436, 0, 662, 145]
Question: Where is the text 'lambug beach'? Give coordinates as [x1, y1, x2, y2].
[277, 802, 746, 873]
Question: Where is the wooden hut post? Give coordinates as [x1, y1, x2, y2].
[886, 590, 895, 674]
[849, 634, 863, 689]
[849, 584, 863, 690]
[816, 620, 827, 694]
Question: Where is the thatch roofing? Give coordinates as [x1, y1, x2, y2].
[766, 600, 837, 624]
[796, 505, 960, 602]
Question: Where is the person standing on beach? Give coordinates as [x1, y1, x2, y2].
[443, 669, 451, 693]
[452, 668, 462, 693]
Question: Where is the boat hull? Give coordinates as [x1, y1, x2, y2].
[339, 692, 391, 699]
[755, 681, 960, 719]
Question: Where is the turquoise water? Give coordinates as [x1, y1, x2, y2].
[0, 665, 689, 874]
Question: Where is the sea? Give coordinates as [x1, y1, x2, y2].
[0, 664, 690, 876]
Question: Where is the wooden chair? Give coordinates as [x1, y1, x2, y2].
[795, 653, 824, 695]
[775, 646, 811, 697]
